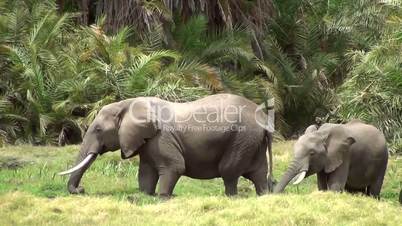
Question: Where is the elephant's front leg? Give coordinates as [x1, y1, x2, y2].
[146, 138, 185, 198]
[327, 163, 349, 192]
[317, 171, 328, 191]
[138, 160, 159, 195]
[158, 169, 181, 198]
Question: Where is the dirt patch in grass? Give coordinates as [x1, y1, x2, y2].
[0, 156, 32, 169]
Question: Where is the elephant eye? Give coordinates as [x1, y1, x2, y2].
[94, 126, 102, 133]
[309, 150, 315, 155]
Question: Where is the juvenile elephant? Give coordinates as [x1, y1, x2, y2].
[59, 94, 274, 197]
[274, 120, 388, 198]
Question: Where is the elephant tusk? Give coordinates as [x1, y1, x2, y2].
[292, 171, 306, 185]
[58, 154, 95, 176]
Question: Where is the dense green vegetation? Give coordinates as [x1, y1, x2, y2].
[1, 1, 401, 225]
[0, 142, 401, 225]
[0, 0, 401, 152]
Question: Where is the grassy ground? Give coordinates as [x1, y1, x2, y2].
[0, 141, 401, 225]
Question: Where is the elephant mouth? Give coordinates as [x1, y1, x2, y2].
[97, 145, 108, 155]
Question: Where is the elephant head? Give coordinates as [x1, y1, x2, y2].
[59, 98, 158, 194]
[274, 125, 355, 193]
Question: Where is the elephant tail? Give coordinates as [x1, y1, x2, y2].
[266, 130, 274, 191]
[262, 98, 275, 191]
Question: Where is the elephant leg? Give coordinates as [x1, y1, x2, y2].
[138, 160, 159, 195]
[223, 177, 239, 196]
[317, 171, 328, 191]
[367, 157, 387, 199]
[243, 170, 268, 195]
[218, 146, 253, 196]
[327, 163, 349, 192]
[367, 173, 386, 199]
[158, 170, 180, 198]
[345, 185, 366, 194]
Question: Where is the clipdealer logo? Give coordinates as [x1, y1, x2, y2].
[128, 98, 275, 133]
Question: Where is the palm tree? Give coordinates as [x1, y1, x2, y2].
[253, 0, 393, 135]
[0, 0, 77, 144]
[61, 0, 273, 58]
[2, 0, 400, 146]
[0, 0, 215, 144]
[338, 21, 402, 153]
[71, 0, 273, 31]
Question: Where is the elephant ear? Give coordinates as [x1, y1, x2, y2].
[324, 126, 355, 173]
[304, 124, 318, 134]
[117, 99, 157, 159]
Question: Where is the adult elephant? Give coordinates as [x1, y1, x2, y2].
[59, 94, 274, 197]
[274, 120, 388, 198]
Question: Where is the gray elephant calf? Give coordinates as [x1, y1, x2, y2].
[274, 120, 388, 198]
[59, 94, 274, 197]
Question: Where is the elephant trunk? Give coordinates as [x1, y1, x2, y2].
[66, 139, 98, 194]
[274, 160, 303, 193]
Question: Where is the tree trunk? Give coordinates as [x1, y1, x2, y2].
[77, 0, 90, 25]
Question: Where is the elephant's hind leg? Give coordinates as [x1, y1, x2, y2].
[243, 169, 268, 195]
[367, 183, 381, 199]
[218, 143, 256, 196]
[138, 160, 159, 195]
[218, 156, 243, 196]
[367, 170, 386, 199]
[367, 155, 387, 199]
[345, 184, 366, 194]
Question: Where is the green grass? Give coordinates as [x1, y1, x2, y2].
[0, 142, 401, 225]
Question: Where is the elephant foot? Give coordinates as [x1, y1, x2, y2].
[139, 189, 156, 196]
[159, 193, 176, 200]
[68, 185, 85, 194]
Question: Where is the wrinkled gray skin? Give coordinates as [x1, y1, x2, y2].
[66, 94, 273, 197]
[274, 120, 388, 198]
[304, 124, 318, 134]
